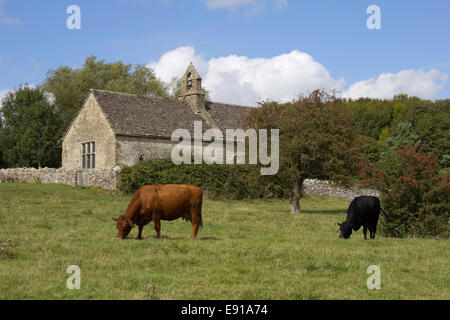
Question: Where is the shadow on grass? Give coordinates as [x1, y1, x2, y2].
[301, 209, 347, 215]
[125, 235, 221, 241]
[267, 209, 346, 215]
[159, 235, 221, 241]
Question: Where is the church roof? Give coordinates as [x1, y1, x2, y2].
[91, 89, 252, 138]
[204, 101, 253, 132]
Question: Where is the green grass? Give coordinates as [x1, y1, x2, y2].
[0, 183, 448, 300]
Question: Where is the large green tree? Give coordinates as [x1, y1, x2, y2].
[246, 90, 362, 213]
[42, 56, 169, 130]
[0, 86, 61, 168]
[344, 97, 394, 140]
[344, 95, 450, 169]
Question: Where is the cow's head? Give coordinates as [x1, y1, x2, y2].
[337, 222, 352, 239]
[112, 215, 135, 239]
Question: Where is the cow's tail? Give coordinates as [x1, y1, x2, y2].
[193, 203, 203, 228]
[198, 190, 203, 228]
[198, 210, 203, 228]
[380, 207, 391, 221]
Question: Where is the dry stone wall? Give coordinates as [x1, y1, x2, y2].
[303, 179, 379, 201]
[0, 168, 379, 200]
[0, 167, 120, 190]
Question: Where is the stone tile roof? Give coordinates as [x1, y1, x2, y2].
[205, 101, 253, 131]
[92, 89, 252, 138]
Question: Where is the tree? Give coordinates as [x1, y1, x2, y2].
[361, 143, 449, 238]
[344, 95, 450, 169]
[344, 97, 394, 140]
[359, 135, 384, 165]
[42, 56, 169, 130]
[382, 121, 421, 152]
[0, 86, 61, 168]
[246, 90, 362, 213]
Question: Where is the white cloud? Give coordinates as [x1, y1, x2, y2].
[149, 46, 448, 106]
[149, 46, 345, 106]
[0, 0, 21, 25]
[342, 69, 448, 99]
[149, 46, 209, 84]
[205, 51, 345, 105]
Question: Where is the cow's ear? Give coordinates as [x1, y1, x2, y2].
[337, 223, 342, 226]
[112, 217, 119, 222]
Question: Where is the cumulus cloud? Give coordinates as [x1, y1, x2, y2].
[342, 69, 448, 99]
[206, 51, 346, 105]
[0, 0, 21, 25]
[149, 46, 345, 106]
[149, 46, 209, 84]
[149, 46, 448, 106]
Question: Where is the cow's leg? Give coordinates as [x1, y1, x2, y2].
[153, 216, 161, 239]
[191, 223, 200, 240]
[370, 226, 376, 239]
[137, 225, 144, 240]
[190, 206, 202, 239]
[363, 226, 368, 240]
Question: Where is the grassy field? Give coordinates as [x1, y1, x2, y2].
[0, 183, 448, 300]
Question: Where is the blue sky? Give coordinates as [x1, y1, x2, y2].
[0, 0, 449, 106]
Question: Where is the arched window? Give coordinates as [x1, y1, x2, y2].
[187, 73, 193, 90]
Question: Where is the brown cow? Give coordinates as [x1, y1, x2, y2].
[112, 184, 203, 240]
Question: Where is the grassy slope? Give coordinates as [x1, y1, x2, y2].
[0, 183, 448, 300]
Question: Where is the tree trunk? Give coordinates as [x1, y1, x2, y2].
[290, 180, 303, 213]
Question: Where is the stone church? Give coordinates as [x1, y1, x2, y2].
[62, 63, 252, 170]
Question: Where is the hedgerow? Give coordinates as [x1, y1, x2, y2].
[118, 159, 290, 200]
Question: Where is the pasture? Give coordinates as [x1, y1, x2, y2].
[0, 183, 448, 300]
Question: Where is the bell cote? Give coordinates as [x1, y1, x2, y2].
[178, 62, 205, 113]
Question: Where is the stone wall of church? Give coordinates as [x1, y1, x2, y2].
[115, 136, 236, 167]
[115, 136, 175, 167]
[62, 94, 117, 169]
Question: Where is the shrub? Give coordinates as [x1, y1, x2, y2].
[362, 143, 449, 238]
[118, 159, 290, 200]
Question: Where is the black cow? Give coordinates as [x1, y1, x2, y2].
[338, 196, 388, 240]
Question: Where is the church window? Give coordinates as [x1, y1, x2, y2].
[187, 73, 193, 90]
[82, 142, 96, 169]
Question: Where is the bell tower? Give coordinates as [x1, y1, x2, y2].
[178, 62, 205, 113]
